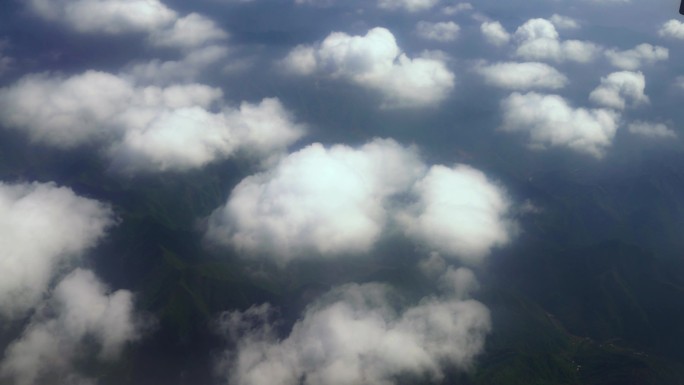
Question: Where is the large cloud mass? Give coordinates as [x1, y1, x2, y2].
[397, 165, 513, 264]
[501, 92, 620, 157]
[589, 71, 649, 110]
[0, 71, 305, 172]
[0, 269, 144, 385]
[219, 269, 490, 385]
[282, 27, 455, 108]
[0, 182, 113, 319]
[513, 18, 601, 63]
[206, 139, 426, 261]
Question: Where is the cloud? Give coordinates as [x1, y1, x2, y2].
[441, 2, 473, 15]
[206, 139, 426, 262]
[282, 27, 455, 108]
[549, 14, 579, 30]
[480, 21, 510, 46]
[127, 45, 229, 83]
[0, 182, 113, 319]
[415, 21, 460, 42]
[627, 121, 676, 139]
[589, 71, 649, 110]
[476, 61, 568, 90]
[604, 43, 668, 70]
[659, 19, 684, 39]
[377, 0, 439, 12]
[148, 12, 228, 50]
[219, 269, 490, 385]
[500, 92, 620, 157]
[513, 18, 601, 63]
[397, 165, 514, 264]
[0, 269, 145, 385]
[26, 0, 178, 34]
[0, 71, 305, 172]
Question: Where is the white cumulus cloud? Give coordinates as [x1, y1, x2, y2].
[480, 21, 510, 46]
[589, 71, 649, 110]
[206, 139, 426, 262]
[659, 19, 684, 39]
[219, 269, 490, 385]
[627, 121, 676, 139]
[415, 21, 460, 42]
[377, 0, 439, 12]
[604, 43, 668, 70]
[0, 269, 145, 385]
[513, 18, 601, 63]
[397, 165, 514, 264]
[282, 27, 455, 108]
[476, 61, 568, 90]
[501, 92, 620, 157]
[549, 14, 580, 30]
[0, 182, 113, 319]
[0, 71, 305, 172]
[148, 12, 228, 50]
[26, 0, 178, 34]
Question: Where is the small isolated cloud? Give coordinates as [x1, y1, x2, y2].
[480, 21, 510, 46]
[26, 0, 178, 34]
[0, 71, 305, 172]
[659, 19, 684, 39]
[605, 44, 668, 70]
[0, 39, 13, 76]
[397, 165, 514, 264]
[628, 121, 676, 139]
[513, 18, 601, 63]
[206, 139, 426, 262]
[501, 92, 620, 157]
[415, 21, 460, 42]
[377, 0, 439, 12]
[442, 2, 473, 15]
[219, 269, 490, 385]
[148, 12, 228, 50]
[589, 71, 649, 110]
[282, 27, 455, 108]
[0, 182, 113, 320]
[549, 14, 580, 30]
[476, 61, 568, 90]
[0, 269, 145, 385]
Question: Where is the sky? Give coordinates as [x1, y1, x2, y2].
[0, 0, 683, 384]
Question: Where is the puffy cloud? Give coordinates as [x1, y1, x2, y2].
[206, 139, 426, 262]
[589, 71, 649, 110]
[397, 165, 514, 264]
[549, 14, 579, 30]
[0, 269, 144, 385]
[26, 0, 178, 34]
[0, 39, 13, 76]
[415, 21, 460, 42]
[604, 43, 668, 70]
[0, 182, 113, 319]
[219, 270, 490, 385]
[513, 18, 601, 63]
[441, 2, 473, 15]
[148, 13, 228, 50]
[282, 27, 455, 108]
[127, 45, 229, 83]
[377, 0, 439, 12]
[476, 61, 568, 90]
[480, 21, 510, 46]
[627, 121, 676, 139]
[0, 71, 304, 172]
[501, 92, 620, 157]
[659, 19, 684, 39]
